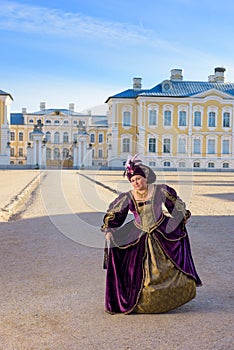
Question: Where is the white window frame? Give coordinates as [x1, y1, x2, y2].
[148, 104, 158, 127]
[98, 133, 104, 144]
[207, 106, 218, 129]
[178, 136, 187, 154]
[207, 137, 217, 155]
[221, 137, 230, 155]
[193, 136, 201, 154]
[178, 105, 188, 128]
[122, 107, 132, 128]
[162, 135, 172, 154]
[121, 134, 132, 154]
[163, 105, 173, 128]
[222, 107, 232, 129]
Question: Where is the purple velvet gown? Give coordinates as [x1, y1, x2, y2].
[101, 184, 202, 314]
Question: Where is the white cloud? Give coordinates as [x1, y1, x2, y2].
[0, 0, 171, 48]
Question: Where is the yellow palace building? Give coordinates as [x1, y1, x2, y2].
[106, 67, 234, 170]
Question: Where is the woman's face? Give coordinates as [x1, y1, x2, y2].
[130, 175, 147, 190]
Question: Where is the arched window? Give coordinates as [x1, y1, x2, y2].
[178, 138, 186, 153]
[90, 134, 95, 143]
[148, 138, 156, 152]
[122, 138, 130, 153]
[164, 111, 171, 126]
[208, 162, 215, 168]
[164, 161, 170, 167]
[194, 111, 201, 127]
[179, 161, 186, 168]
[149, 110, 157, 126]
[193, 139, 201, 154]
[63, 132, 69, 143]
[54, 148, 60, 159]
[208, 112, 216, 127]
[123, 111, 131, 127]
[223, 162, 229, 168]
[163, 138, 171, 153]
[46, 131, 51, 142]
[54, 132, 60, 143]
[46, 148, 51, 160]
[223, 112, 230, 128]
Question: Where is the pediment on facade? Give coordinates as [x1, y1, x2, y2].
[192, 88, 234, 99]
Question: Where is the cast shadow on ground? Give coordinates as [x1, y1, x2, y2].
[2, 213, 233, 315]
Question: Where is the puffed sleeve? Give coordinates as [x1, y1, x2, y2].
[160, 184, 190, 224]
[101, 192, 130, 233]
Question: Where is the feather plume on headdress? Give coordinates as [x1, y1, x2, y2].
[123, 154, 142, 178]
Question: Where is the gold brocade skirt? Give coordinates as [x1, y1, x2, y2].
[134, 234, 196, 314]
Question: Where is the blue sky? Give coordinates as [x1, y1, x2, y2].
[0, 0, 234, 113]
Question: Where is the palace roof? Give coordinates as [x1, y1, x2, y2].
[106, 81, 234, 101]
[10, 113, 24, 125]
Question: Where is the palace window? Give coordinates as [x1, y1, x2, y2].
[222, 140, 230, 154]
[46, 148, 51, 160]
[148, 138, 156, 153]
[193, 139, 201, 154]
[46, 120, 51, 124]
[149, 110, 157, 126]
[208, 162, 215, 168]
[223, 162, 229, 168]
[54, 120, 60, 124]
[194, 111, 201, 127]
[90, 134, 95, 143]
[208, 112, 216, 127]
[149, 161, 156, 167]
[122, 138, 130, 153]
[178, 138, 186, 153]
[10, 148, 15, 157]
[193, 162, 200, 168]
[207, 139, 215, 154]
[163, 138, 171, 153]
[179, 161, 186, 168]
[98, 149, 103, 158]
[19, 132, 24, 141]
[46, 132, 51, 142]
[123, 111, 131, 127]
[54, 132, 60, 143]
[223, 112, 230, 128]
[10, 132, 15, 141]
[18, 148, 23, 157]
[179, 111, 187, 126]
[63, 132, 69, 143]
[54, 148, 60, 159]
[164, 161, 171, 167]
[98, 134, 103, 143]
[164, 111, 171, 126]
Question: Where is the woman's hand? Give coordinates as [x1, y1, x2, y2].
[104, 231, 113, 241]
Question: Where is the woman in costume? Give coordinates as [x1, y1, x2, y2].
[101, 155, 202, 314]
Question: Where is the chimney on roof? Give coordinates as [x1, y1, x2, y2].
[208, 67, 226, 83]
[133, 77, 142, 90]
[40, 102, 46, 111]
[69, 103, 75, 112]
[22, 108, 27, 114]
[170, 69, 183, 81]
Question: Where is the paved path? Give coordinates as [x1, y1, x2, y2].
[0, 170, 233, 349]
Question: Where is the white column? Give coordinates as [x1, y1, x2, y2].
[73, 144, 78, 168]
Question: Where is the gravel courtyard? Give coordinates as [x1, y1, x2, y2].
[0, 170, 233, 350]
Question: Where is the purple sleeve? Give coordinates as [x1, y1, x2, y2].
[160, 185, 188, 224]
[101, 193, 130, 233]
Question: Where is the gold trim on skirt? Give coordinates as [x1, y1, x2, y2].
[134, 235, 196, 313]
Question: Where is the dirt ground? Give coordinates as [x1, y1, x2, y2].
[0, 170, 233, 350]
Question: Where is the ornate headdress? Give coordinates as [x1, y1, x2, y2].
[123, 154, 156, 184]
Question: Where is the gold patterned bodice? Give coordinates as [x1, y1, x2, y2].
[136, 200, 155, 231]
